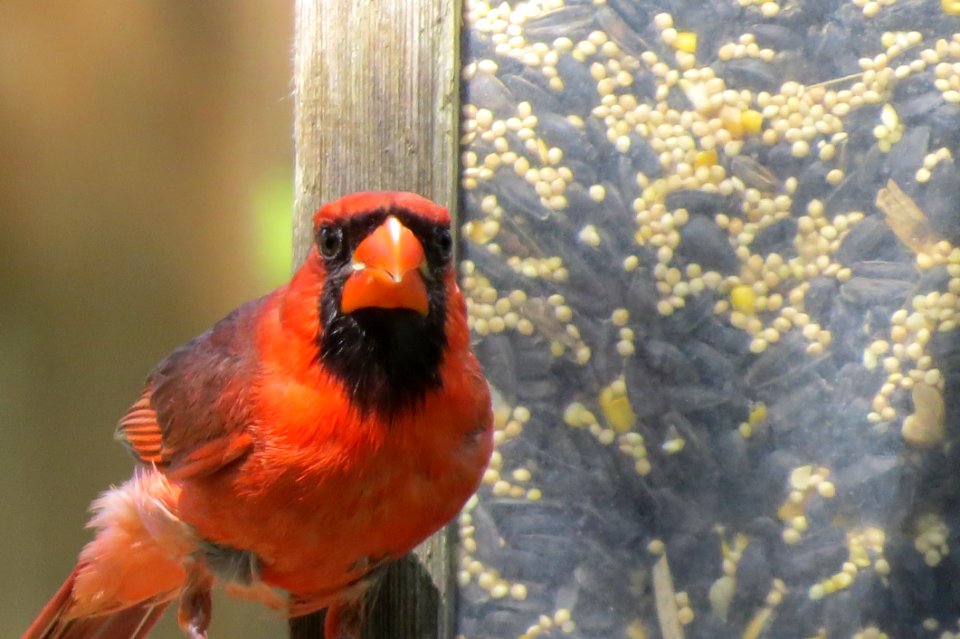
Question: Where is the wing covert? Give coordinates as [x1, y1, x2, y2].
[115, 300, 264, 480]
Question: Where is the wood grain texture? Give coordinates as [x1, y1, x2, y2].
[293, 0, 461, 265]
[291, 0, 461, 637]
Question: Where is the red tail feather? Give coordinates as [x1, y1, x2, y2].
[22, 565, 170, 639]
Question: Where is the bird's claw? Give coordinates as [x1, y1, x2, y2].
[178, 567, 213, 639]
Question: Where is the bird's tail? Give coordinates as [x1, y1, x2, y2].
[22, 469, 194, 639]
[21, 563, 171, 639]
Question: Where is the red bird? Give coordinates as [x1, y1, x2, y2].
[24, 192, 493, 639]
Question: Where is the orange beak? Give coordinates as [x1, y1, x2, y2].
[340, 216, 430, 316]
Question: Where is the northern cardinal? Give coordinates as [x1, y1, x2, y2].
[24, 192, 493, 639]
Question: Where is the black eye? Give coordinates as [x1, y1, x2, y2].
[434, 227, 453, 262]
[316, 225, 343, 259]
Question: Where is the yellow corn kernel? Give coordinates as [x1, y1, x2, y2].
[694, 149, 718, 168]
[599, 378, 637, 433]
[731, 284, 756, 314]
[674, 31, 698, 54]
[741, 109, 763, 133]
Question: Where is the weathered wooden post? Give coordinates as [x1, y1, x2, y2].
[289, 0, 461, 637]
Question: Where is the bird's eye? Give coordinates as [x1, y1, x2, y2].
[316, 225, 343, 259]
[434, 227, 453, 262]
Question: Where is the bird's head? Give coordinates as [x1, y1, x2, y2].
[304, 192, 461, 414]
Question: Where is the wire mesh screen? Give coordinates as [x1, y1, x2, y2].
[456, 1, 960, 637]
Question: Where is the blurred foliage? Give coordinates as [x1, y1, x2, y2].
[252, 172, 295, 289]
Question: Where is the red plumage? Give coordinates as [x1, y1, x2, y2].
[23, 192, 493, 639]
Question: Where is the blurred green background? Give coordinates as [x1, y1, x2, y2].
[0, 2, 293, 637]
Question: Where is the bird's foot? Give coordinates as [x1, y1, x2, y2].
[325, 601, 364, 639]
[185, 625, 208, 639]
[178, 567, 213, 639]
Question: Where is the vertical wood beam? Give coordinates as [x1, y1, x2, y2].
[293, 0, 460, 264]
[290, 0, 460, 637]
